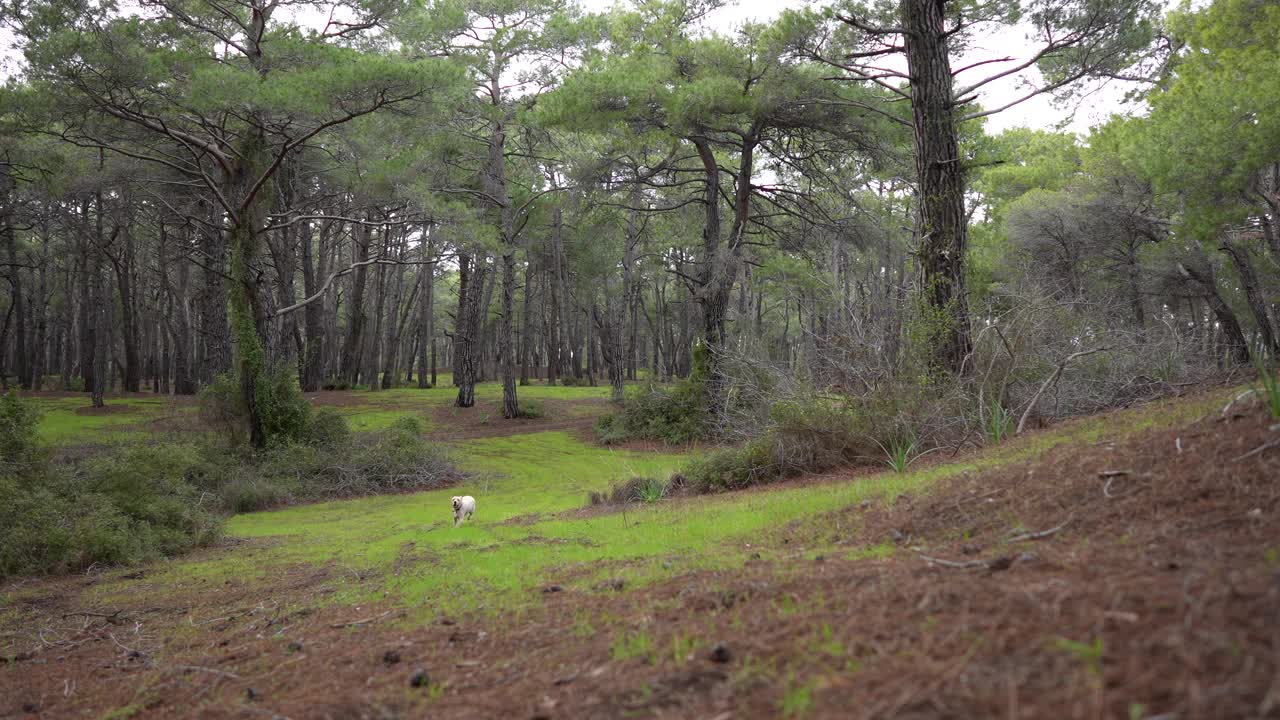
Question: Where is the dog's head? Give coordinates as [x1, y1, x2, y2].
[451, 496, 462, 512]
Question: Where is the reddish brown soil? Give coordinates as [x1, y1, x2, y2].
[425, 398, 610, 441]
[4, 400, 1278, 719]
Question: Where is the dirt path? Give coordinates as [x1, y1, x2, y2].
[3, 397, 1277, 719]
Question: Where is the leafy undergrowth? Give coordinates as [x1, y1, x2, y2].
[2, 384, 1272, 719]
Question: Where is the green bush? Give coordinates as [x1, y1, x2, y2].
[684, 439, 775, 493]
[681, 396, 879, 494]
[586, 475, 678, 506]
[517, 399, 546, 419]
[197, 373, 248, 443]
[0, 421, 223, 578]
[257, 363, 314, 444]
[595, 343, 711, 445]
[1, 391, 43, 473]
[595, 380, 706, 445]
[308, 407, 351, 447]
[201, 368, 357, 448]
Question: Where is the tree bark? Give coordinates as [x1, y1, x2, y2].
[340, 220, 372, 385]
[1221, 238, 1279, 354]
[1179, 262, 1250, 366]
[902, 0, 972, 374]
[454, 252, 487, 408]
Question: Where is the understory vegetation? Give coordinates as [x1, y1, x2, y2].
[0, 390, 460, 578]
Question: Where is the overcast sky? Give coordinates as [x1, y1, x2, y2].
[1, 0, 1151, 137]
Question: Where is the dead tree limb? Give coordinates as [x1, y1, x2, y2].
[271, 258, 435, 318]
[1009, 518, 1071, 542]
[1017, 347, 1110, 435]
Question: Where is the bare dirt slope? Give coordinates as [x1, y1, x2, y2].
[3, 395, 1278, 719]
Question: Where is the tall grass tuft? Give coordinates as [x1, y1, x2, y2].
[877, 436, 920, 474]
[985, 399, 1014, 445]
[1255, 355, 1280, 419]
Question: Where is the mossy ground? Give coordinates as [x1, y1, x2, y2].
[18, 381, 1239, 621]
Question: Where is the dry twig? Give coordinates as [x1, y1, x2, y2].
[1233, 440, 1280, 463]
[330, 610, 393, 628]
[1009, 518, 1070, 542]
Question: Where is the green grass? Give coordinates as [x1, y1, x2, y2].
[21, 379, 615, 445]
[57, 385, 1240, 622]
[32, 396, 183, 444]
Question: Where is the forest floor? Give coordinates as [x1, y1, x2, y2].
[2, 382, 1278, 719]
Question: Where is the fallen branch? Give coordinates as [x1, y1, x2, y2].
[1009, 518, 1070, 542]
[1221, 389, 1257, 417]
[172, 664, 241, 679]
[1017, 347, 1111, 435]
[1103, 476, 1123, 498]
[918, 554, 986, 569]
[330, 610, 393, 628]
[1233, 439, 1280, 463]
[61, 609, 125, 624]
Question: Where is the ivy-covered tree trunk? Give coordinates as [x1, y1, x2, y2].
[225, 128, 274, 448]
[902, 0, 972, 375]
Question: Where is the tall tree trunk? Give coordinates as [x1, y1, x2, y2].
[4, 190, 29, 389]
[108, 223, 142, 393]
[225, 127, 275, 448]
[1179, 262, 1250, 366]
[416, 237, 436, 389]
[363, 226, 390, 390]
[89, 237, 109, 408]
[454, 253, 487, 408]
[299, 219, 331, 392]
[340, 221, 371, 385]
[520, 251, 534, 385]
[200, 199, 232, 384]
[902, 0, 972, 374]
[1221, 238, 1279, 354]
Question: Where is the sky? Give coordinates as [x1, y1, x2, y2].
[1, 0, 1153, 137]
[636, 0, 1144, 136]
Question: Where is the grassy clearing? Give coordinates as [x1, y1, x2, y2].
[68, 385, 1239, 621]
[21, 379, 613, 444]
[32, 396, 184, 444]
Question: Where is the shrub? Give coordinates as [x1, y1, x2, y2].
[683, 439, 776, 493]
[0, 439, 223, 578]
[308, 407, 351, 447]
[680, 394, 883, 494]
[595, 380, 706, 445]
[0, 392, 43, 473]
[765, 400, 878, 475]
[517, 399, 546, 419]
[595, 343, 712, 445]
[587, 475, 674, 506]
[1255, 355, 1280, 419]
[197, 373, 248, 443]
[246, 414, 459, 500]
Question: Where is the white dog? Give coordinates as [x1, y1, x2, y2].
[451, 495, 476, 527]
